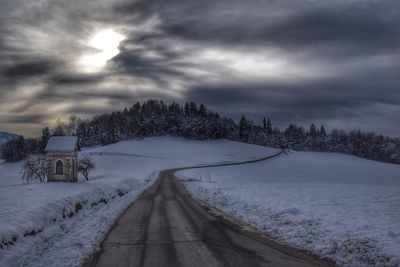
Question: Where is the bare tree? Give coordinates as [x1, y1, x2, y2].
[52, 119, 66, 136]
[79, 155, 95, 181]
[21, 154, 48, 183]
[65, 114, 80, 136]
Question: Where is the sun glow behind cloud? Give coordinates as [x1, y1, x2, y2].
[77, 29, 125, 73]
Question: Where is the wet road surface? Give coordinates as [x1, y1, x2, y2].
[87, 153, 333, 267]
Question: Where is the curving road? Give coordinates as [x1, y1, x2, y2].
[86, 152, 333, 267]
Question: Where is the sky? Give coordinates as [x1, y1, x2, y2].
[0, 0, 399, 137]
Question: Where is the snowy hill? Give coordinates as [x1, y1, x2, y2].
[2, 136, 399, 266]
[178, 150, 400, 266]
[0, 137, 276, 267]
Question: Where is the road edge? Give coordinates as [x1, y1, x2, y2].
[173, 150, 337, 267]
[83, 149, 336, 267]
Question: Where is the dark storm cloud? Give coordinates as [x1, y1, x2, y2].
[185, 65, 400, 131]
[0, 0, 400, 136]
[115, 0, 400, 56]
[0, 113, 50, 124]
[165, 4, 399, 48]
[262, 7, 400, 48]
[112, 50, 181, 78]
[1, 60, 56, 78]
[50, 73, 105, 85]
[189, 81, 399, 113]
[114, 0, 159, 21]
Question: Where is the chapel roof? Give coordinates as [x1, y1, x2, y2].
[45, 136, 78, 152]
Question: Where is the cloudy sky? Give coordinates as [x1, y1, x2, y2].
[1, 0, 399, 137]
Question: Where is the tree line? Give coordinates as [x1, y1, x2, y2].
[2, 99, 399, 165]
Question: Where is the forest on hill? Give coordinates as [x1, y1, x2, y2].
[2, 99, 399, 164]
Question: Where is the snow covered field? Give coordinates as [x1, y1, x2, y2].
[178, 151, 400, 266]
[0, 161, 21, 187]
[0, 137, 275, 267]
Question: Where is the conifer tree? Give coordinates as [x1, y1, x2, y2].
[320, 125, 327, 136]
[239, 115, 251, 142]
[199, 104, 207, 117]
[310, 124, 317, 138]
[267, 118, 272, 134]
[39, 127, 51, 153]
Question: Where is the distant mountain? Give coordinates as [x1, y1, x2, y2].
[0, 132, 19, 148]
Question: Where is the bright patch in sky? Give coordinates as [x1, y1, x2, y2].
[198, 48, 309, 81]
[78, 29, 125, 73]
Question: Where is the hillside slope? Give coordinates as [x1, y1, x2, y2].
[178, 150, 400, 266]
[0, 137, 277, 267]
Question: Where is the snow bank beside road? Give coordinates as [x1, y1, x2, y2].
[178, 151, 400, 266]
[0, 137, 276, 267]
[0, 173, 157, 267]
[0, 175, 153, 249]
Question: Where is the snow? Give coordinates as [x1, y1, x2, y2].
[0, 137, 275, 267]
[178, 150, 400, 266]
[0, 161, 22, 187]
[4, 136, 398, 266]
[45, 136, 78, 152]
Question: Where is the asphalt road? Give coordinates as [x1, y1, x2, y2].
[86, 152, 333, 267]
